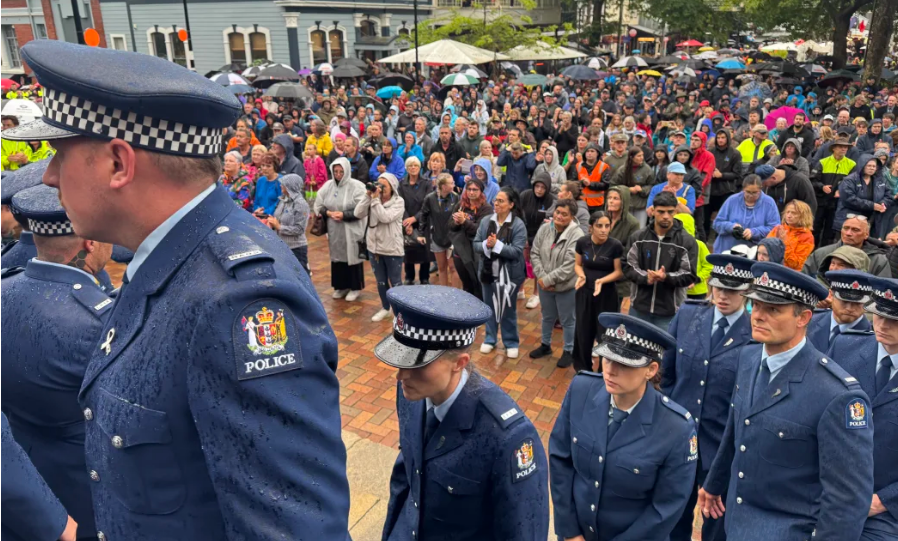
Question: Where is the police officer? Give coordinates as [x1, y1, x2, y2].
[0, 158, 46, 266]
[663, 254, 754, 541]
[830, 275, 898, 540]
[4, 40, 351, 540]
[2, 413, 78, 541]
[376, 285, 549, 540]
[550, 313, 697, 541]
[1, 183, 113, 540]
[807, 269, 872, 353]
[699, 262, 874, 541]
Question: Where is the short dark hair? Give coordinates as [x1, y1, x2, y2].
[653, 191, 678, 209]
[554, 199, 578, 216]
[562, 181, 581, 200]
[589, 210, 611, 226]
[742, 174, 763, 189]
[2, 115, 19, 126]
[793, 112, 806, 121]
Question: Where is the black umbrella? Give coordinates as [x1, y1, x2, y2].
[264, 82, 314, 100]
[335, 56, 368, 69]
[216, 62, 246, 73]
[347, 95, 387, 113]
[774, 77, 799, 85]
[817, 71, 860, 88]
[332, 65, 367, 78]
[746, 51, 774, 61]
[650, 55, 688, 65]
[813, 55, 836, 63]
[676, 59, 708, 70]
[373, 72, 415, 91]
[561, 64, 601, 80]
[252, 65, 301, 88]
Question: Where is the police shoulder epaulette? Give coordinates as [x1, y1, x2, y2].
[1, 240, 18, 256]
[660, 394, 694, 422]
[71, 282, 114, 316]
[575, 369, 604, 379]
[684, 299, 710, 306]
[205, 225, 274, 279]
[842, 328, 874, 336]
[0, 266, 24, 279]
[480, 387, 524, 429]
[818, 355, 862, 388]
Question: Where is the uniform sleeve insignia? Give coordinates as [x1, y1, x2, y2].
[846, 398, 869, 429]
[234, 301, 302, 381]
[512, 439, 538, 483]
[687, 432, 698, 463]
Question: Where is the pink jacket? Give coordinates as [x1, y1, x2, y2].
[303, 156, 328, 189]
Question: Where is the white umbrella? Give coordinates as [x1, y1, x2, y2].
[378, 39, 508, 65]
[315, 63, 334, 75]
[611, 56, 648, 68]
[504, 42, 587, 61]
[696, 51, 718, 60]
[585, 57, 608, 69]
[667, 66, 697, 77]
[1, 99, 42, 124]
[208, 72, 250, 86]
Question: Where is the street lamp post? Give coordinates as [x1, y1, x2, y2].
[70, 0, 85, 44]
[182, 0, 194, 69]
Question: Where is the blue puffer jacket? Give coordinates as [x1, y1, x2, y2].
[833, 154, 892, 232]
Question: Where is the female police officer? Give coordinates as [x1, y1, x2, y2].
[549, 313, 698, 541]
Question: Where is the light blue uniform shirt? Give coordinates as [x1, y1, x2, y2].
[761, 337, 807, 383]
[876, 343, 898, 382]
[426, 368, 469, 422]
[126, 184, 217, 282]
[713, 307, 744, 335]
[830, 313, 866, 335]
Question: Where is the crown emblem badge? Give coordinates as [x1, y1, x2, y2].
[241, 306, 288, 355]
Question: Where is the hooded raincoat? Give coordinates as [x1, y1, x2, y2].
[313, 157, 368, 265]
[532, 147, 567, 194]
[353, 172, 406, 257]
[272, 174, 310, 250]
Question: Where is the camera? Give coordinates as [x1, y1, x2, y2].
[366, 182, 379, 192]
[731, 225, 745, 240]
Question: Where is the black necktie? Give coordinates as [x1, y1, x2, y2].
[829, 325, 842, 346]
[752, 360, 771, 406]
[424, 407, 440, 445]
[710, 318, 730, 351]
[876, 357, 894, 395]
[607, 407, 629, 443]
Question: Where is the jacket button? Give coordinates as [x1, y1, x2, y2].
[412, 531, 416, 538]
[589, 526, 595, 532]
[736, 497, 743, 504]
[83, 408, 93, 421]
[591, 504, 596, 511]
[90, 470, 100, 482]
[73, 283, 82, 290]
[704, 360, 709, 365]
[572, 437, 578, 444]
[738, 472, 744, 478]
[778, 432, 784, 438]
[111, 436, 123, 448]
[416, 469, 420, 475]
[740, 445, 746, 452]
[598, 456, 603, 463]
[697, 399, 702, 404]
[662, 397, 669, 403]
[633, 468, 640, 474]
[414, 501, 418, 508]
[700, 380, 705, 386]
[97, 532, 106, 541]
[679, 348, 683, 353]
[448, 486, 453, 493]
[595, 481, 599, 488]
[744, 419, 750, 426]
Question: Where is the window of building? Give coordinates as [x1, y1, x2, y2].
[150, 31, 167, 59]
[34, 23, 47, 39]
[2, 26, 22, 68]
[398, 27, 410, 36]
[249, 32, 267, 63]
[111, 35, 127, 50]
[360, 20, 376, 38]
[169, 32, 187, 66]
[228, 32, 246, 64]
[328, 29, 344, 62]
[310, 29, 327, 65]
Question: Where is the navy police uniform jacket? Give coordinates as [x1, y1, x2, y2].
[662, 301, 752, 478]
[383, 370, 549, 541]
[549, 372, 698, 541]
[807, 309, 871, 355]
[704, 341, 874, 541]
[831, 330, 898, 540]
[2, 412, 68, 541]
[1, 260, 113, 537]
[78, 187, 351, 540]
[0, 231, 36, 268]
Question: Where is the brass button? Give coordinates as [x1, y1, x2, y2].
[83, 408, 93, 421]
[112, 436, 123, 448]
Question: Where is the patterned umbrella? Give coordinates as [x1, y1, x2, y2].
[208, 72, 250, 86]
[611, 56, 648, 68]
[440, 73, 479, 86]
[450, 64, 488, 78]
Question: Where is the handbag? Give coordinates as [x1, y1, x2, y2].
[310, 210, 328, 236]
[357, 213, 370, 261]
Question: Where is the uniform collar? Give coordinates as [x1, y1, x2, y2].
[762, 337, 807, 379]
[830, 312, 865, 333]
[426, 369, 469, 422]
[876, 343, 898, 372]
[126, 183, 216, 281]
[610, 390, 643, 415]
[24, 258, 100, 286]
[713, 307, 744, 329]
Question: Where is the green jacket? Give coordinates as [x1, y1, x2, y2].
[2, 139, 32, 171]
[28, 141, 55, 162]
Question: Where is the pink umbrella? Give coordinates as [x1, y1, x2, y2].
[764, 106, 805, 130]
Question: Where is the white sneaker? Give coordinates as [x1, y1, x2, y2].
[345, 290, 361, 302]
[506, 348, 519, 359]
[526, 295, 540, 309]
[480, 343, 495, 354]
[371, 308, 391, 322]
[332, 289, 349, 299]
[517, 290, 526, 300]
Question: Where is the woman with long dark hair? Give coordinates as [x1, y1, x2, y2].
[448, 178, 493, 300]
[611, 147, 654, 227]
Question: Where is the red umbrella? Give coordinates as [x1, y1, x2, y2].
[764, 106, 805, 130]
[1, 78, 17, 92]
[676, 39, 704, 48]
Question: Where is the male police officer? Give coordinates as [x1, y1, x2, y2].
[699, 262, 874, 541]
[1, 184, 113, 540]
[377, 285, 549, 540]
[663, 254, 754, 541]
[3, 40, 350, 540]
[830, 275, 898, 540]
[0, 159, 46, 267]
[807, 269, 873, 353]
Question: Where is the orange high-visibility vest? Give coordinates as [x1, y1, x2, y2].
[577, 160, 611, 208]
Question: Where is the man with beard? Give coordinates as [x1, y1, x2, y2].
[431, 125, 464, 171]
[775, 112, 815, 158]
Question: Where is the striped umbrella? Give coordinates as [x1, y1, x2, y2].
[440, 73, 479, 86]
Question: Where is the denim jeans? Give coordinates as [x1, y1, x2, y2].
[481, 281, 521, 349]
[538, 287, 577, 352]
[370, 252, 403, 310]
[629, 307, 675, 332]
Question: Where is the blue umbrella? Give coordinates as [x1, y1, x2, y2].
[376, 86, 403, 99]
[716, 59, 746, 69]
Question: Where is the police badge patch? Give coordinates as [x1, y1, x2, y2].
[845, 398, 869, 429]
[512, 439, 538, 484]
[687, 432, 698, 463]
[234, 300, 303, 381]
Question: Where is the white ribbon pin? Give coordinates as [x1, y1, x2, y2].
[100, 328, 116, 355]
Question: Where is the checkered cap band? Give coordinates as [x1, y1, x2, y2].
[43, 89, 223, 156]
[830, 280, 872, 293]
[873, 288, 898, 302]
[393, 318, 477, 348]
[27, 217, 73, 236]
[603, 326, 665, 355]
[712, 264, 753, 280]
[753, 275, 820, 306]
